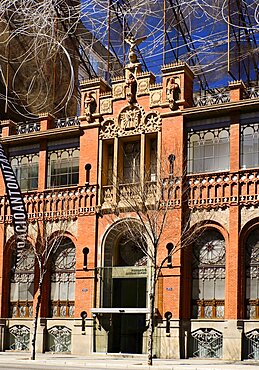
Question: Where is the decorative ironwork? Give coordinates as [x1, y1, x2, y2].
[191, 328, 223, 358]
[187, 127, 230, 174]
[50, 238, 75, 318]
[48, 326, 71, 352]
[16, 122, 40, 135]
[192, 230, 225, 319]
[9, 325, 30, 351]
[54, 117, 79, 128]
[194, 88, 230, 107]
[245, 86, 259, 100]
[245, 329, 259, 360]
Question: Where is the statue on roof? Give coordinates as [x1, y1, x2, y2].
[125, 35, 147, 64]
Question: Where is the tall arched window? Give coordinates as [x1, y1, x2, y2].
[245, 228, 259, 319]
[50, 237, 76, 318]
[192, 229, 225, 319]
[10, 247, 35, 318]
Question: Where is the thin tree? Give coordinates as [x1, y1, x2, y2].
[104, 153, 205, 366]
[25, 219, 71, 360]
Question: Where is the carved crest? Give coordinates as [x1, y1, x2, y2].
[119, 105, 141, 130]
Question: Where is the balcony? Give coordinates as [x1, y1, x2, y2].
[188, 169, 259, 208]
[0, 185, 97, 224]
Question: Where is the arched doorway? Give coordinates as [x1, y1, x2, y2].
[98, 219, 148, 354]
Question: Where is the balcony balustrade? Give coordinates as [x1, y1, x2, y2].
[188, 169, 259, 208]
[0, 185, 97, 223]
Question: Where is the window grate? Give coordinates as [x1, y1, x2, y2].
[191, 328, 223, 358]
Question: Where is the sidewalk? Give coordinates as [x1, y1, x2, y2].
[0, 352, 258, 370]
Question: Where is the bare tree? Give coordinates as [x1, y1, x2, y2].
[20, 219, 72, 360]
[103, 154, 205, 366]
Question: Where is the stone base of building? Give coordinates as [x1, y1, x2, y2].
[1, 318, 259, 361]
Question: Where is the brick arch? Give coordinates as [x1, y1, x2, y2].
[189, 220, 229, 247]
[101, 218, 147, 268]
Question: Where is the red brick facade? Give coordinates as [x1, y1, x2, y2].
[0, 60, 259, 360]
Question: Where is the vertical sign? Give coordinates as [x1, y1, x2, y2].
[0, 144, 27, 255]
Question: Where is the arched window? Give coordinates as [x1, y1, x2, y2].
[245, 228, 259, 319]
[50, 237, 76, 318]
[10, 247, 35, 318]
[192, 229, 225, 319]
[114, 231, 147, 267]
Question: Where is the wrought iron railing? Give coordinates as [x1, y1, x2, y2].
[16, 121, 40, 134]
[54, 116, 79, 128]
[194, 89, 230, 107]
[245, 86, 259, 99]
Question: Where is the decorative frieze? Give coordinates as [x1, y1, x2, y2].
[99, 104, 161, 139]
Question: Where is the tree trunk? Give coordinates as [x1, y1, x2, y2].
[30, 283, 42, 360]
[147, 265, 156, 366]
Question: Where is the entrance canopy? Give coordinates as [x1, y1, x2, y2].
[91, 308, 149, 314]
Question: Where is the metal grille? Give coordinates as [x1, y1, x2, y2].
[54, 117, 79, 128]
[245, 329, 259, 360]
[48, 326, 71, 352]
[194, 88, 230, 107]
[9, 325, 30, 351]
[191, 328, 223, 358]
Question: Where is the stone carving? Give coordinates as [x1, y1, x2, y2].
[144, 112, 162, 132]
[166, 77, 181, 110]
[138, 79, 149, 95]
[125, 73, 137, 104]
[150, 90, 162, 106]
[113, 83, 125, 99]
[99, 107, 161, 139]
[125, 35, 147, 65]
[119, 105, 141, 130]
[84, 91, 97, 122]
[100, 98, 112, 114]
[99, 120, 117, 139]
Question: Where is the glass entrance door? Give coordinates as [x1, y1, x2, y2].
[108, 278, 146, 353]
